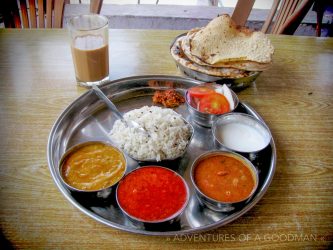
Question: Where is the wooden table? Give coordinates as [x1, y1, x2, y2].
[0, 29, 332, 249]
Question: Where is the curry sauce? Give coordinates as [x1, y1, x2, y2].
[61, 142, 126, 191]
[194, 155, 255, 203]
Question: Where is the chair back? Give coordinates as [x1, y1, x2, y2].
[2, 0, 65, 28]
[231, 0, 315, 35]
[263, 0, 315, 34]
[2, 0, 104, 29]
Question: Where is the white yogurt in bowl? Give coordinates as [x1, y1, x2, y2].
[212, 113, 271, 153]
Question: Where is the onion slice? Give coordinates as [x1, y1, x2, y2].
[215, 84, 234, 110]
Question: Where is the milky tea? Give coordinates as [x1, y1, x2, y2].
[71, 35, 109, 83]
[68, 15, 109, 87]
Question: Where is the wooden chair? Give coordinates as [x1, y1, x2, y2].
[231, 0, 256, 29]
[231, 0, 316, 35]
[2, 0, 103, 29]
[263, 0, 315, 34]
[2, 0, 65, 28]
[90, 0, 103, 14]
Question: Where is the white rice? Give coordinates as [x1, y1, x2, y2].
[109, 106, 192, 161]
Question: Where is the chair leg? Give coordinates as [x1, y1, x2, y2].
[90, 0, 103, 14]
[313, 0, 325, 37]
[231, 0, 256, 27]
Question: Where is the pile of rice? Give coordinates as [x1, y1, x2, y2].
[109, 106, 192, 161]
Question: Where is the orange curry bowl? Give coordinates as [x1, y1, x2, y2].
[190, 151, 258, 212]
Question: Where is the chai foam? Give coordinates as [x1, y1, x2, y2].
[71, 35, 109, 82]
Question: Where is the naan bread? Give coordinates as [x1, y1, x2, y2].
[190, 14, 274, 65]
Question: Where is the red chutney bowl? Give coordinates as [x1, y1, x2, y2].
[116, 166, 189, 224]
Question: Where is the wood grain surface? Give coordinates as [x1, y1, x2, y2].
[0, 29, 332, 249]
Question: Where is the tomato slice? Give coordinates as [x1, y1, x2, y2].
[188, 86, 215, 98]
[198, 93, 230, 114]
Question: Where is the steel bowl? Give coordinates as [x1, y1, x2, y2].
[116, 166, 190, 229]
[212, 113, 272, 155]
[59, 141, 127, 196]
[190, 150, 259, 212]
[178, 63, 261, 91]
[185, 83, 239, 128]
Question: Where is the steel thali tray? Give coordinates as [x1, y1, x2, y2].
[47, 75, 276, 235]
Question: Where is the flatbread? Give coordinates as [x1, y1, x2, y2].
[190, 14, 274, 65]
[181, 30, 272, 71]
[170, 36, 251, 78]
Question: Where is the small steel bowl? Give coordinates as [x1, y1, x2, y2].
[185, 83, 239, 128]
[190, 151, 259, 212]
[212, 113, 272, 156]
[59, 141, 127, 196]
[116, 166, 190, 228]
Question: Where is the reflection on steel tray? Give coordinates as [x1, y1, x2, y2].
[47, 75, 276, 236]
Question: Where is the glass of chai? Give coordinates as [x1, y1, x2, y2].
[68, 14, 109, 87]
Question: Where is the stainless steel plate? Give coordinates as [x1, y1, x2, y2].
[47, 75, 276, 236]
